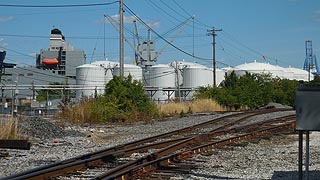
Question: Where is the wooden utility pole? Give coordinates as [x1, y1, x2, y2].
[207, 27, 222, 86]
[119, 0, 124, 78]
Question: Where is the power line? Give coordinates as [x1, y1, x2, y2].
[159, 0, 188, 19]
[0, 33, 121, 40]
[0, 1, 119, 8]
[0, 33, 206, 40]
[144, 0, 204, 31]
[171, 0, 212, 29]
[146, 0, 182, 23]
[218, 36, 261, 61]
[123, 3, 229, 66]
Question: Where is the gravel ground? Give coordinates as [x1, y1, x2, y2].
[1, 109, 317, 180]
[175, 132, 320, 180]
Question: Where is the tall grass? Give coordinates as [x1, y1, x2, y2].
[57, 98, 94, 124]
[0, 116, 21, 139]
[157, 99, 229, 116]
[58, 99, 233, 124]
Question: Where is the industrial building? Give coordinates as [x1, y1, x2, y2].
[36, 28, 86, 79]
[0, 28, 85, 114]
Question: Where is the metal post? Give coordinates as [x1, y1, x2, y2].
[119, 0, 124, 78]
[46, 90, 48, 116]
[11, 81, 13, 117]
[299, 131, 303, 180]
[1, 87, 3, 115]
[14, 79, 18, 116]
[306, 131, 309, 180]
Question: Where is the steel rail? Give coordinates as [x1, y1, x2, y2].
[0, 110, 253, 180]
[1, 108, 292, 180]
[102, 119, 294, 180]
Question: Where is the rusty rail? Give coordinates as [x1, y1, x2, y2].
[102, 119, 294, 180]
[1, 108, 293, 180]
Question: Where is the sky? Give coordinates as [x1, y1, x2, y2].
[1, 0, 320, 69]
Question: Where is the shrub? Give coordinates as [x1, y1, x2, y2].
[194, 71, 300, 110]
[58, 75, 159, 124]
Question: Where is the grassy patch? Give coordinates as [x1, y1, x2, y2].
[157, 99, 228, 117]
[0, 116, 22, 140]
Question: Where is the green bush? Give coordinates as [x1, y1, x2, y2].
[65, 75, 159, 124]
[194, 71, 300, 110]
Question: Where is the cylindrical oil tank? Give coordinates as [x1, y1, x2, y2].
[113, 64, 143, 81]
[168, 61, 206, 87]
[149, 64, 176, 103]
[182, 66, 213, 99]
[76, 64, 106, 99]
[215, 68, 226, 86]
[234, 61, 284, 78]
[286, 67, 314, 81]
[221, 66, 234, 76]
[91, 60, 117, 83]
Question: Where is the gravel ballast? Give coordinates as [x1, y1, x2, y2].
[2, 110, 318, 179]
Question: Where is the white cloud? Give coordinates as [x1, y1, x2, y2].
[110, 14, 137, 24]
[28, 53, 37, 57]
[102, 14, 161, 29]
[312, 16, 320, 22]
[0, 16, 14, 23]
[314, 9, 320, 14]
[146, 21, 160, 29]
[310, 9, 320, 22]
[0, 38, 8, 49]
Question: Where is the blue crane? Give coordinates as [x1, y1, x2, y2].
[303, 40, 320, 76]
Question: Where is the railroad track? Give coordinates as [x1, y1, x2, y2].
[1, 108, 295, 180]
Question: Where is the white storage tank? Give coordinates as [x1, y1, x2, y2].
[286, 67, 314, 81]
[221, 66, 234, 76]
[215, 68, 226, 86]
[76, 64, 107, 98]
[234, 61, 284, 78]
[168, 61, 206, 86]
[91, 60, 118, 69]
[279, 66, 294, 80]
[183, 66, 213, 99]
[113, 64, 143, 81]
[91, 60, 117, 83]
[149, 64, 176, 103]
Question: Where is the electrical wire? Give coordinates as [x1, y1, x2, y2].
[0, 1, 119, 8]
[217, 36, 261, 61]
[171, 0, 212, 29]
[146, 0, 182, 23]
[0, 32, 205, 40]
[159, 0, 188, 20]
[123, 3, 229, 67]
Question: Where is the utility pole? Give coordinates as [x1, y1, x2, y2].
[119, 0, 124, 78]
[207, 27, 222, 86]
[175, 61, 181, 102]
[104, 14, 106, 61]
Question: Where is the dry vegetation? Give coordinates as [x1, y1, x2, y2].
[0, 99, 231, 138]
[157, 99, 229, 116]
[0, 116, 21, 140]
